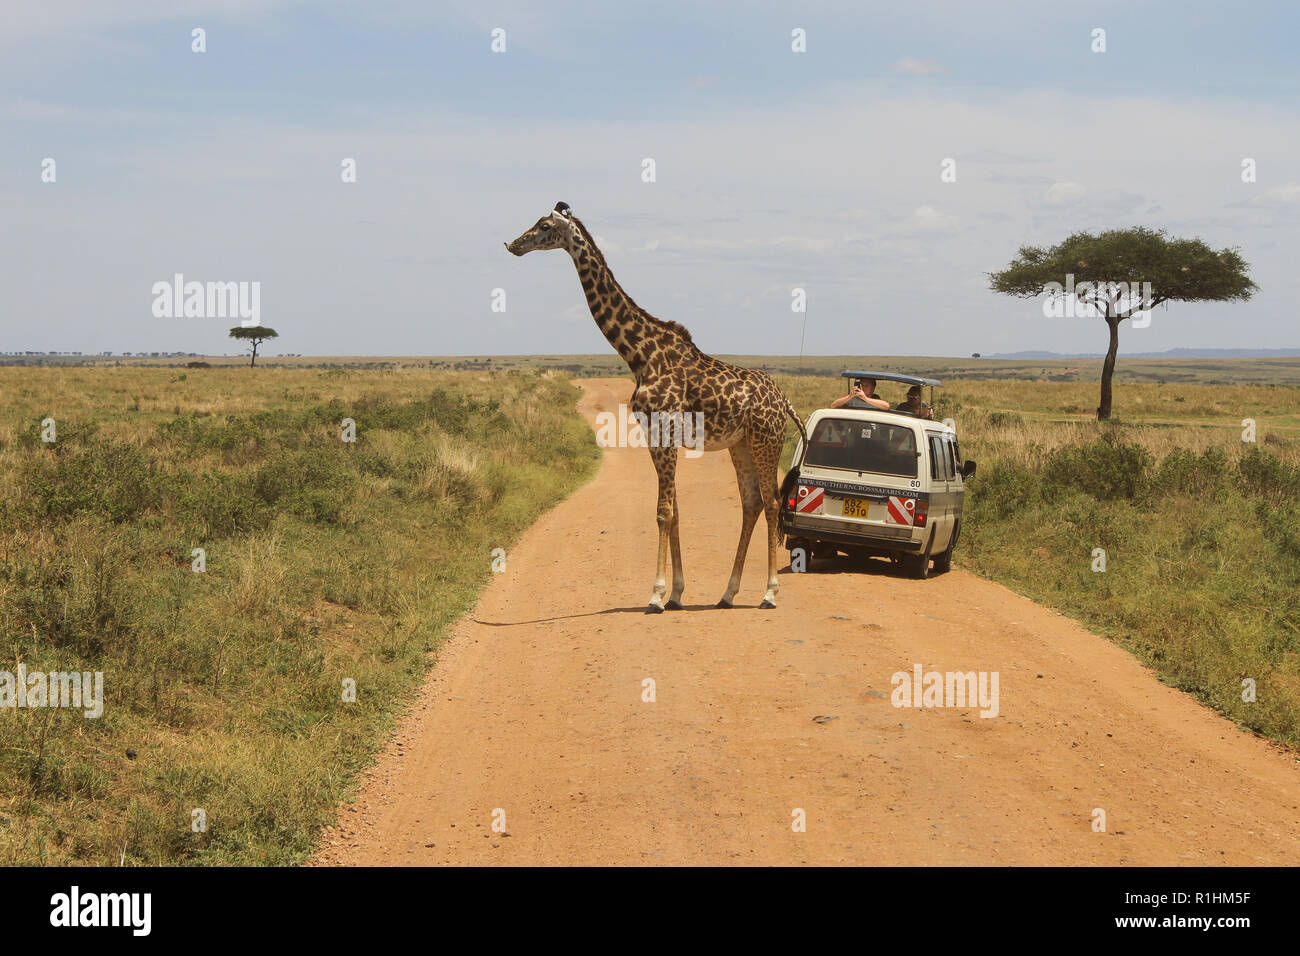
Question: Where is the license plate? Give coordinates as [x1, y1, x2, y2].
[841, 496, 872, 518]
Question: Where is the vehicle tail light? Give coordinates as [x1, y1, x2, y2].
[787, 494, 797, 508]
[913, 499, 928, 527]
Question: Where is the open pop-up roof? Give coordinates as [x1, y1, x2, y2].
[841, 370, 942, 387]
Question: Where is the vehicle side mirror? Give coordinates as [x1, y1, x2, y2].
[960, 459, 977, 479]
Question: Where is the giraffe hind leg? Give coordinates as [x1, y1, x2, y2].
[753, 431, 784, 609]
[719, 444, 762, 607]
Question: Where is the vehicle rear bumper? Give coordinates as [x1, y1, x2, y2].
[780, 513, 926, 553]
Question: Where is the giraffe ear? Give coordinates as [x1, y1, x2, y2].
[553, 202, 571, 219]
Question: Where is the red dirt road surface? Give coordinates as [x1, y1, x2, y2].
[311, 378, 1300, 866]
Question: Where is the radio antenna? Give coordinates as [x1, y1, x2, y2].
[798, 302, 808, 366]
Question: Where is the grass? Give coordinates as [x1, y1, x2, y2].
[5, 358, 1299, 865]
[0, 365, 598, 865]
[776, 373, 1300, 750]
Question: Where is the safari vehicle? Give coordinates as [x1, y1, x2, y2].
[779, 370, 976, 579]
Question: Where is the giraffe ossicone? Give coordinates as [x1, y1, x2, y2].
[507, 203, 806, 612]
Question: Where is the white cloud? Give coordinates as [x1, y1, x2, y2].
[1045, 181, 1087, 205]
[1265, 183, 1300, 203]
[900, 204, 958, 232]
[892, 57, 946, 76]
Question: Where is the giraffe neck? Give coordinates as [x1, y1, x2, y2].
[568, 223, 669, 378]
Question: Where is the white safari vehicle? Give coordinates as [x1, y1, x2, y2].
[779, 370, 976, 579]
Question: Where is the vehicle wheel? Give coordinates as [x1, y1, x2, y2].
[932, 520, 959, 573]
[905, 552, 930, 579]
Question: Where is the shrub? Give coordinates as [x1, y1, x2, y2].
[27, 442, 159, 523]
[985, 410, 1024, 428]
[1043, 434, 1152, 501]
[1238, 446, 1300, 504]
[966, 460, 1041, 518]
[1152, 447, 1231, 497]
[252, 448, 355, 523]
[167, 469, 265, 537]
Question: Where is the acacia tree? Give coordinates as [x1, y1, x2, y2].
[228, 326, 278, 367]
[989, 227, 1256, 419]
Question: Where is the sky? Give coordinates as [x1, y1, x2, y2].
[3, 0, 1298, 358]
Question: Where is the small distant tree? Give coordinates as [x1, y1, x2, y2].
[989, 227, 1256, 419]
[228, 326, 278, 367]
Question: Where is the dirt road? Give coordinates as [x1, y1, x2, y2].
[312, 378, 1300, 865]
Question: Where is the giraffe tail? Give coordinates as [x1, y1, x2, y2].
[783, 395, 807, 446]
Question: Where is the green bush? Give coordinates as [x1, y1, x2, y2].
[985, 410, 1024, 427]
[1043, 434, 1152, 501]
[3, 526, 137, 657]
[167, 469, 265, 537]
[27, 442, 159, 522]
[1237, 446, 1300, 504]
[252, 448, 355, 523]
[966, 460, 1041, 518]
[1152, 446, 1231, 497]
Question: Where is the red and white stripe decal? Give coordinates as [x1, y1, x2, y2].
[796, 485, 824, 513]
[886, 496, 915, 525]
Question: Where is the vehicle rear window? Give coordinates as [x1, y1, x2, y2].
[804, 418, 918, 478]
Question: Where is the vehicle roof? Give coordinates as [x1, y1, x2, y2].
[841, 369, 943, 387]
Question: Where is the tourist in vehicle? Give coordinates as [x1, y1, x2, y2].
[830, 377, 889, 410]
[896, 385, 934, 419]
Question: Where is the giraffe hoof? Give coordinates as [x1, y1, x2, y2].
[715, 599, 733, 609]
[645, 603, 665, 615]
[759, 600, 776, 609]
[665, 599, 683, 611]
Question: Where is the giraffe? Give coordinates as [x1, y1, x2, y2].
[506, 201, 806, 613]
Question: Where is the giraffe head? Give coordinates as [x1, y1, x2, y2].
[505, 202, 581, 256]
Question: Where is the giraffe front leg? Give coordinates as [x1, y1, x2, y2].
[646, 448, 677, 614]
[665, 488, 685, 610]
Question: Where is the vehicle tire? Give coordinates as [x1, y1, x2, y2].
[932, 520, 959, 574]
[905, 552, 930, 579]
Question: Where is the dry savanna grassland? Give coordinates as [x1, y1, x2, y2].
[1, 359, 1298, 865]
[0, 365, 597, 865]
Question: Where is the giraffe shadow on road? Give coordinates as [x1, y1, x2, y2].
[472, 603, 770, 627]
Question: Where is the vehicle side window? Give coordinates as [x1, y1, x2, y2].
[945, 438, 957, 480]
[928, 435, 955, 481]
